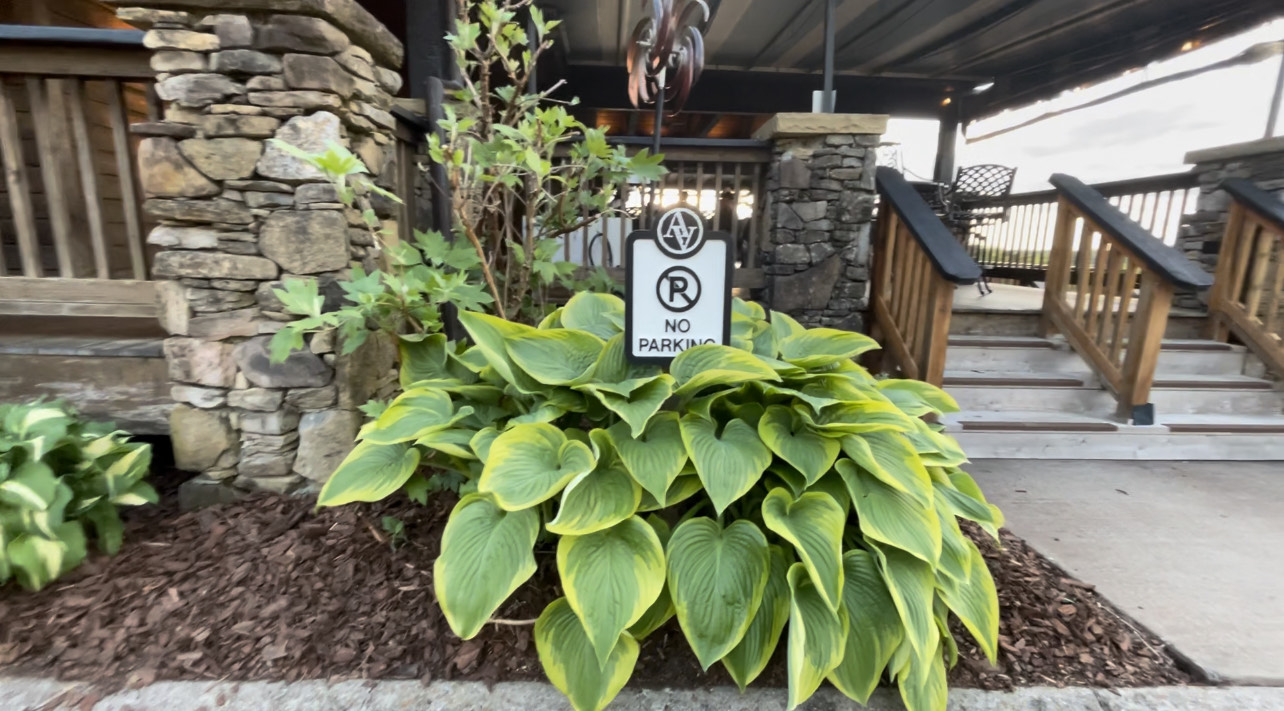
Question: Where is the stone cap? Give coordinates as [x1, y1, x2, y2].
[753, 112, 889, 140]
[1185, 135, 1284, 165]
[107, 0, 404, 69]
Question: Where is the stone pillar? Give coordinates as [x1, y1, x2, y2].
[755, 113, 886, 331]
[115, 0, 404, 498]
[1178, 136, 1284, 309]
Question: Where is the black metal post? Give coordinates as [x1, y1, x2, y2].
[652, 69, 666, 155]
[933, 100, 960, 184]
[822, 0, 836, 113]
[1267, 53, 1284, 139]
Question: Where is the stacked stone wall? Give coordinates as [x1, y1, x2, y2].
[116, 1, 404, 498]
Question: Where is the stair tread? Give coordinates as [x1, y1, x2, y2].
[0, 335, 164, 358]
[1152, 374, 1276, 390]
[943, 371, 1091, 388]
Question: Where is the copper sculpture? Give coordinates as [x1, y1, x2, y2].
[626, 0, 711, 116]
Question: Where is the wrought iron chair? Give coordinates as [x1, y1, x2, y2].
[944, 164, 1017, 295]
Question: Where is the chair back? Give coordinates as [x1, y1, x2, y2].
[950, 164, 1017, 203]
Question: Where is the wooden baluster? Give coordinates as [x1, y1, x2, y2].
[1228, 220, 1261, 308]
[0, 218, 7, 275]
[1243, 225, 1275, 322]
[1117, 271, 1174, 422]
[26, 78, 75, 277]
[916, 249, 936, 371]
[1073, 227, 1095, 324]
[0, 80, 43, 277]
[1096, 246, 1125, 348]
[1260, 235, 1283, 336]
[1084, 239, 1111, 339]
[1207, 202, 1246, 342]
[922, 274, 954, 387]
[68, 78, 110, 279]
[904, 241, 928, 356]
[1109, 260, 1139, 368]
[1040, 198, 1076, 338]
[107, 80, 147, 280]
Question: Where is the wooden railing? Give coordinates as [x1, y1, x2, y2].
[1208, 179, 1284, 377]
[871, 167, 982, 386]
[968, 172, 1198, 284]
[0, 26, 156, 316]
[1039, 174, 1213, 423]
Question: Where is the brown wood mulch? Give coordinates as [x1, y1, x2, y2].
[0, 475, 1195, 693]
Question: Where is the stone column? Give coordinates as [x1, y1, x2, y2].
[115, 0, 404, 500]
[755, 113, 887, 331]
[1177, 136, 1284, 309]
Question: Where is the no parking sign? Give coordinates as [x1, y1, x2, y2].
[625, 207, 732, 365]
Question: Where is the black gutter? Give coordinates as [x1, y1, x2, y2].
[875, 166, 982, 285]
[0, 24, 144, 47]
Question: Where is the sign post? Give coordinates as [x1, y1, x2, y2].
[625, 207, 732, 364]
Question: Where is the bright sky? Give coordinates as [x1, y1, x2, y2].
[883, 19, 1284, 192]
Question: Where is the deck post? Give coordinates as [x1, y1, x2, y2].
[113, 0, 405, 502]
[753, 112, 887, 331]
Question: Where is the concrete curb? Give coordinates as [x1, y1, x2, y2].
[5, 678, 1284, 711]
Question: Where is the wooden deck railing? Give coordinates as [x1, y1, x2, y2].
[1040, 174, 1213, 423]
[968, 172, 1198, 284]
[1208, 179, 1284, 377]
[871, 166, 983, 386]
[0, 26, 156, 317]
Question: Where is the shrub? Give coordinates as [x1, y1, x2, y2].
[316, 293, 1002, 711]
[0, 401, 155, 590]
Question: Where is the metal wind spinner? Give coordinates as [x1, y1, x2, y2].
[626, 0, 712, 116]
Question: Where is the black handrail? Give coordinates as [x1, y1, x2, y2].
[1223, 178, 1284, 235]
[977, 171, 1197, 209]
[875, 166, 982, 285]
[0, 24, 144, 47]
[1050, 173, 1212, 290]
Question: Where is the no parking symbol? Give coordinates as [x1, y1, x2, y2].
[625, 207, 731, 364]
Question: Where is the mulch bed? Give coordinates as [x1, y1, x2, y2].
[0, 469, 1194, 693]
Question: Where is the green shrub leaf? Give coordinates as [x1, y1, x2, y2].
[769, 310, 805, 343]
[785, 561, 849, 710]
[558, 516, 665, 668]
[828, 550, 904, 703]
[757, 405, 840, 485]
[546, 436, 641, 536]
[536, 598, 638, 711]
[506, 328, 605, 385]
[667, 517, 770, 669]
[434, 494, 539, 639]
[935, 492, 973, 584]
[872, 543, 938, 665]
[897, 638, 947, 711]
[761, 488, 845, 611]
[938, 540, 999, 663]
[778, 328, 878, 369]
[840, 432, 933, 507]
[399, 333, 453, 386]
[839, 459, 941, 565]
[561, 292, 625, 339]
[456, 310, 544, 393]
[478, 423, 596, 510]
[876, 379, 960, 416]
[671, 344, 780, 397]
[0, 461, 59, 510]
[629, 516, 676, 640]
[722, 544, 792, 690]
[360, 388, 460, 445]
[579, 375, 673, 438]
[317, 441, 420, 507]
[608, 414, 687, 504]
[679, 415, 771, 515]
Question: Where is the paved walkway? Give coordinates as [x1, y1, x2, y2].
[6, 677, 1284, 711]
[970, 460, 1284, 684]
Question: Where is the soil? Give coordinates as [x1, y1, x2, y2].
[0, 468, 1194, 694]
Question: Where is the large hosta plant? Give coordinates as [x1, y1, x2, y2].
[317, 293, 1003, 711]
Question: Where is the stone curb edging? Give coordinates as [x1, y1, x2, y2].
[6, 678, 1284, 711]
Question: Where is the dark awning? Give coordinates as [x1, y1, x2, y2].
[538, 0, 1282, 120]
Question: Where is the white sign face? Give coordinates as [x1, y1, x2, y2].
[625, 207, 732, 364]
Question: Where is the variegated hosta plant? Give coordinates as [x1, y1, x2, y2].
[316, 293, 1003, 711]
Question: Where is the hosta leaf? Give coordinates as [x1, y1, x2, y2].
[638, 473, 703, 511]
[590, 333, 661, 384]
[399, 333, 453, 386]
[778, 328, 879, 369]
[470, 426, 500, 462]
[434, 494, 539, 639]
[535, 598, 638, 711]
[935, 490, 973, 584]
[877, 379, 960, 416]
[840, 431, 933, 507]
[722, 545, 791, 690]
[839, 459, 941, 565]
[317, 442, 420, 507]
[559, 517, 666, 668]
[0, 461, 59, 510]
[786, 562, 849, 710]
[871, 542, 937, 665]
[478, 423, 596, 510]
[608, 414, 687, 503]
[359, 389, 459, 444]
[797, 400, 917, 436]
[761, 488, 845, 611]
[769, 310, 805, 344]
[629, 516, 676, 640]
[415, 428, 477, 459]
[942, 470, 1004, 539]
[546, 433, 641, 536]
[938, 540, 999, 663]
[679, 414, 771, 515]
[456, 310, 544, 393]
[905, 419, 969, 467]
[562, 292, 625, 340]
[506, 328, 605, 385]
[667, 517, 770, 669]
[671, 344, 780, 397]
[828, 550, 904, 704]
[580, 375, 673, 438]
[897, 637, 947, 711]
[757, 405, 840, 486]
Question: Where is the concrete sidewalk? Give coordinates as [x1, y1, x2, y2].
[6, 677, 1284, 711]
[970, 460, 1284, 685]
